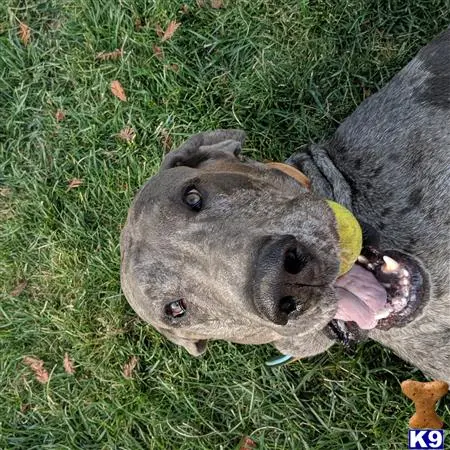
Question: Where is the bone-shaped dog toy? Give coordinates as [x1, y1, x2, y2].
[401, 380, 448, 429]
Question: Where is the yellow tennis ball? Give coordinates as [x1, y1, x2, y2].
[326, 200, 363, 276]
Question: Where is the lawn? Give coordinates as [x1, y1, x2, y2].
[1, 0, 449, 448]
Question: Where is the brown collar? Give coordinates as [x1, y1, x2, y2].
[265, 162, 311, 190]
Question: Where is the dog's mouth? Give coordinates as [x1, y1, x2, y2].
[252, 235, 428, 340]
[326, 246, 429, 344]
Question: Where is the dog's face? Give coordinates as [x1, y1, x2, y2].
[120, 130, 342, 356]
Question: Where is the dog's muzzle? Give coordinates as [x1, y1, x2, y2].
[252, 235, 318, 325]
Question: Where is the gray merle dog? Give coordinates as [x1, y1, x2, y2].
[121, 28, 450, 383]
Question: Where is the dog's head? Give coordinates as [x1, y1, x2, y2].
[120, 130, 429, 357]
[120, 130, 342, 356]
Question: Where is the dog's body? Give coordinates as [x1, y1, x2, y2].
[286, 28, 450, 379]
[121, 29, 450, 382]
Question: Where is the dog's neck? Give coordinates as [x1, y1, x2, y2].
[284, 144, 354, 211]
[274, 153, 381, 249]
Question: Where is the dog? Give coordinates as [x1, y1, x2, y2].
[120, 28, 450, 382]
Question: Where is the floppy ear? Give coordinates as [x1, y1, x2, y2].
[157, 327, 208, 357]
[161, 129, 246, 170]
[177, 338, 208, 357]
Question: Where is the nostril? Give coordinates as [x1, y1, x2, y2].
[284, 248, 308, 274]
[279, 296, 298, 315]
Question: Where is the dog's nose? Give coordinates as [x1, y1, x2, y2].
[252, 235, 310, 325]
[283, 245, 309, 274]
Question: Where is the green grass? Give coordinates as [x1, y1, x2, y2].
[1, 0, 449, 448]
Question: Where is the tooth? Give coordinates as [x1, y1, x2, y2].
[402, 269, 410, 277]
[375, 308, 392, 320]
[358, 255, 369, 265]
[391, 296, 408, 312]
[400, 278, 409, 286]
[381, 256, 400, 273]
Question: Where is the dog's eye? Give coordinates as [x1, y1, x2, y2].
[183, 188, 202, 211]
[165, 299, 187, 318]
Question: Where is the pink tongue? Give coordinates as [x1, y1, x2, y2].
[334, 265, 390, 330]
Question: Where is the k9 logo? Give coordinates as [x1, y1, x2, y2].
[408, 429, 445, 450]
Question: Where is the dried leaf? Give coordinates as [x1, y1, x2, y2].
[123, 356, 138, 378]
[110, 80, 127, 101]
[95, 48, 124, 61]
[23, 357, 49, 384]
[117, 126, 136, 143]
[20, 404, 31, 414]
[237, 436, 257, 450]
[10, 280, 27, 297]
[67, 178, 83, 189]
[167, 63, 179, 72]
[160, 129, 173, 153]
[55, 110, 65, 122]
[63, 353, 75, 374]
[161, 20, 181, 42]
[196, 0, 206, 7]
[181, 4, 190, 14]
[211, 0, 224, 8]
[134, 18, 143, 31]
[18, 22, 31, 46]
[47, 20, 61, 31]
[153, 45, 164, 60]
[155, 23, 164, 38]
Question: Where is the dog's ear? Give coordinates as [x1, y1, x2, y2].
[179, 338, 208, 357]
[161, 129, 246, 170]
[157, 327, 208, 357]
